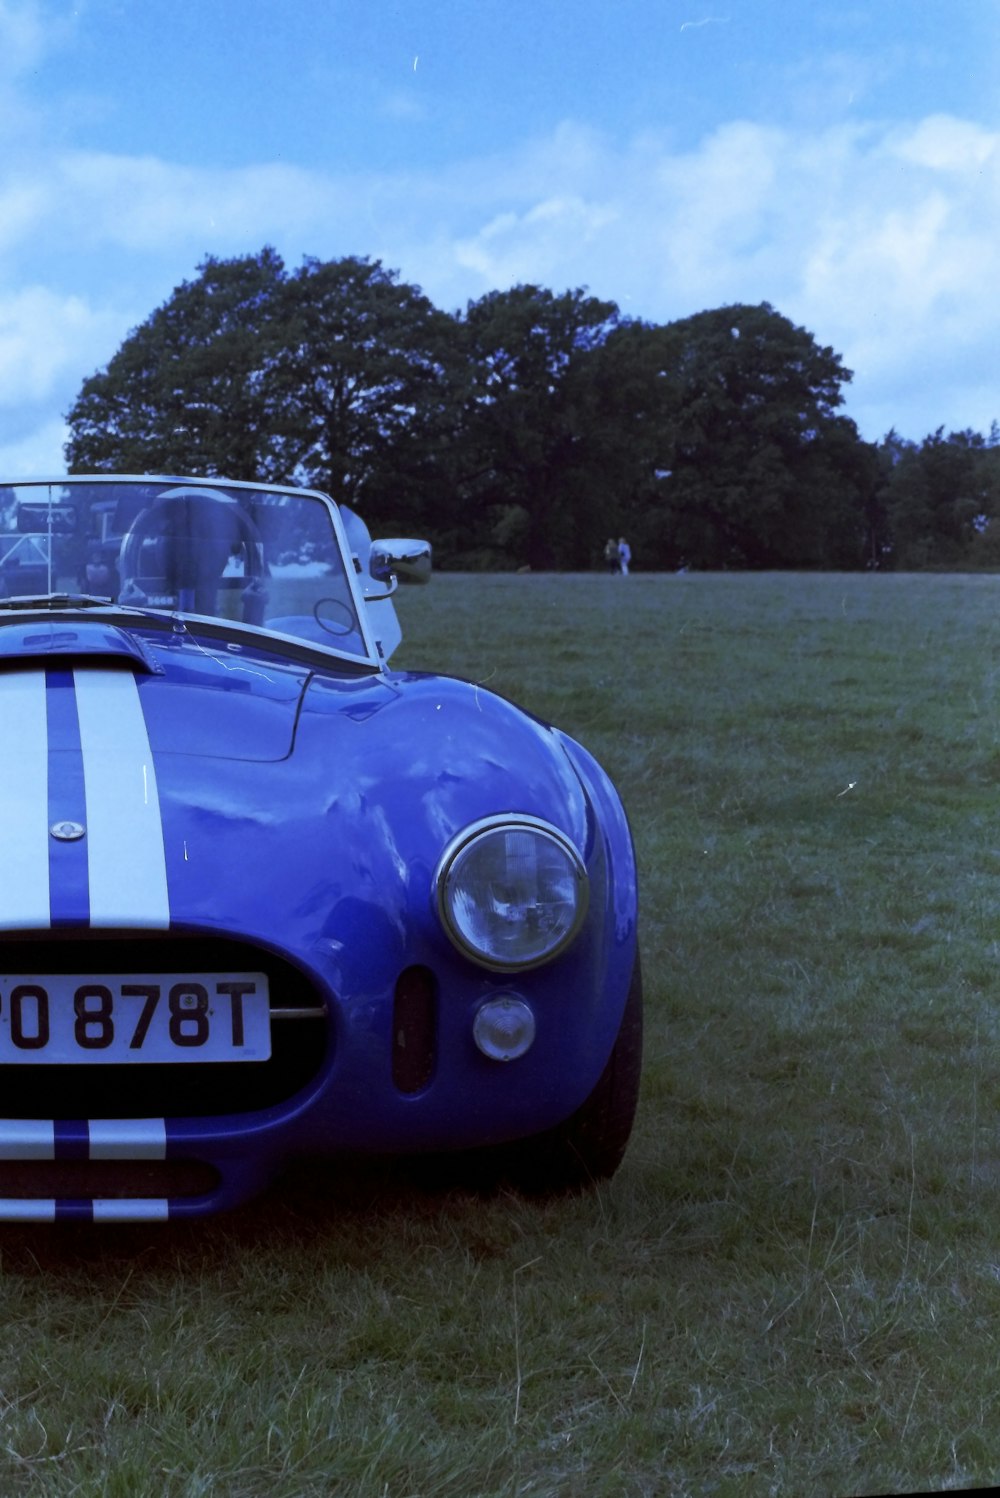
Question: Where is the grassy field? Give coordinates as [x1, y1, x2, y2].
[4, 570, 1000, 1496]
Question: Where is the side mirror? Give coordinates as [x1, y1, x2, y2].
[370, 538, 432, 585]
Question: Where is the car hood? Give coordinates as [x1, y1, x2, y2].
[0, 618, 312, 762]
[155, 663, 593, 979]
[0, 621, 594, 961]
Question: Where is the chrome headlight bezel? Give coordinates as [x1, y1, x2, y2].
[434, 814, 590, 972]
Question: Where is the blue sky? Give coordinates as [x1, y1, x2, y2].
[1, 0, 997, 474]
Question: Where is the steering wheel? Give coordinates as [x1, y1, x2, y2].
[119, 486, 268, 624]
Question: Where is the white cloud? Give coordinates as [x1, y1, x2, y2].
[0, 286, 124, 403]
[0, 414, 66, 475]
[454, 195, 621, 286]
[2, 107, 999, 463]
[388, 114, 1000, 438]
[0, 0, 60, 78]
[378, 88, 428, 124]
[0, 176, 48, 252]
[891, 114, 996, 173]
[40, 153, 341, 253]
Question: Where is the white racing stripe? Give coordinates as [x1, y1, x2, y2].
[0, 672, 50, 928]
[0, 1119, 55, 1159]
[92, 1199, 170, 1222]
[88, 1118, 166, 1160]
[0, 1200, 57, 1222]
[73, 670, 170, 928]
[0, 1200, 169, 1222]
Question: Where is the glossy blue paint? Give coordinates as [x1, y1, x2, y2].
[0, 476, 639, 1220]
[144, 641, 636, 1136]
[0, 619, 158, 673]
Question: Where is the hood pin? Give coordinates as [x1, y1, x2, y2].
[50, 821, 86, 841]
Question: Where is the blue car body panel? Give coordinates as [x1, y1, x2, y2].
[0, 477, 638, 1222]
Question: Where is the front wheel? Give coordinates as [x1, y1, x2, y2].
[492, 951, 644, 1194]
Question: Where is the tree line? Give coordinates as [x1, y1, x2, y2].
[64, 247, 1000, 571]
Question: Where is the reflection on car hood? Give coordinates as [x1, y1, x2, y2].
[0, 617, 315, 764]
[148, 664, 591, 969]
[0, 618, 160, 673]
[0, 624, 594, 958]
[138, 639, 312, 763]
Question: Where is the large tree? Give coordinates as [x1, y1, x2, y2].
[65, 257, 889, 572]
[263, 256, 461, 517]
[882, 426, 1000, 568]
[445, 285, 622, 568]
[64, 251, 460, 526]
[66, 247, 288, 479]
[635, 303, 874, 569]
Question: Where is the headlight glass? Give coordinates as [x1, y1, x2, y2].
[436, 817, 588, 970]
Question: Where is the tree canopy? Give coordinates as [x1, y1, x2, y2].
[443, 284, 623, 569]
[68, 248, 287, 479]
[626, 303, 873, 569]
[66, 250, 457, 503]
[64, 248, 999, 570]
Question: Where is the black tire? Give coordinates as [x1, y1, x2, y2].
[492, 950, 644, 1194]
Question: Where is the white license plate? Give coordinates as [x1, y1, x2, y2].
[0, 973, 271, 1064]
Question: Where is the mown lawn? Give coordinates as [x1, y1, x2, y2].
[4, 570, 1000, 1496]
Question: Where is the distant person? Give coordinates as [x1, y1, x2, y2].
[618, 537, 632, 576]
[81, 541, 116, 597]
[604, 537, 619, 574]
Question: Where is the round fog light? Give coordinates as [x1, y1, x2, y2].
[473, 997, 536, 1062]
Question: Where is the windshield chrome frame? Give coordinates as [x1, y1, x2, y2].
[0, 474, 386, 672]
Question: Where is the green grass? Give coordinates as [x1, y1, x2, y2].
[4, 570, 1000, 1495]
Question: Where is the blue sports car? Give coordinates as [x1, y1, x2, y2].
[0, 475, 641, 1222]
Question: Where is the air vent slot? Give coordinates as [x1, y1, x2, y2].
[392, 965, 436, 1093]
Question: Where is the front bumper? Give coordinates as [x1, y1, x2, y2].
[0, 922, 636, 1222]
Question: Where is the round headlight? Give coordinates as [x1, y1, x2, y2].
[436, 816, 589, 971]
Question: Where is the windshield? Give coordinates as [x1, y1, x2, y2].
[0, 477, 373, 662]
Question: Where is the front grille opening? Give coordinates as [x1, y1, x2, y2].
[0, 936, 329, 1118]
[0, 1159, 220, 1200]
[392, 965, 437, 1093]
